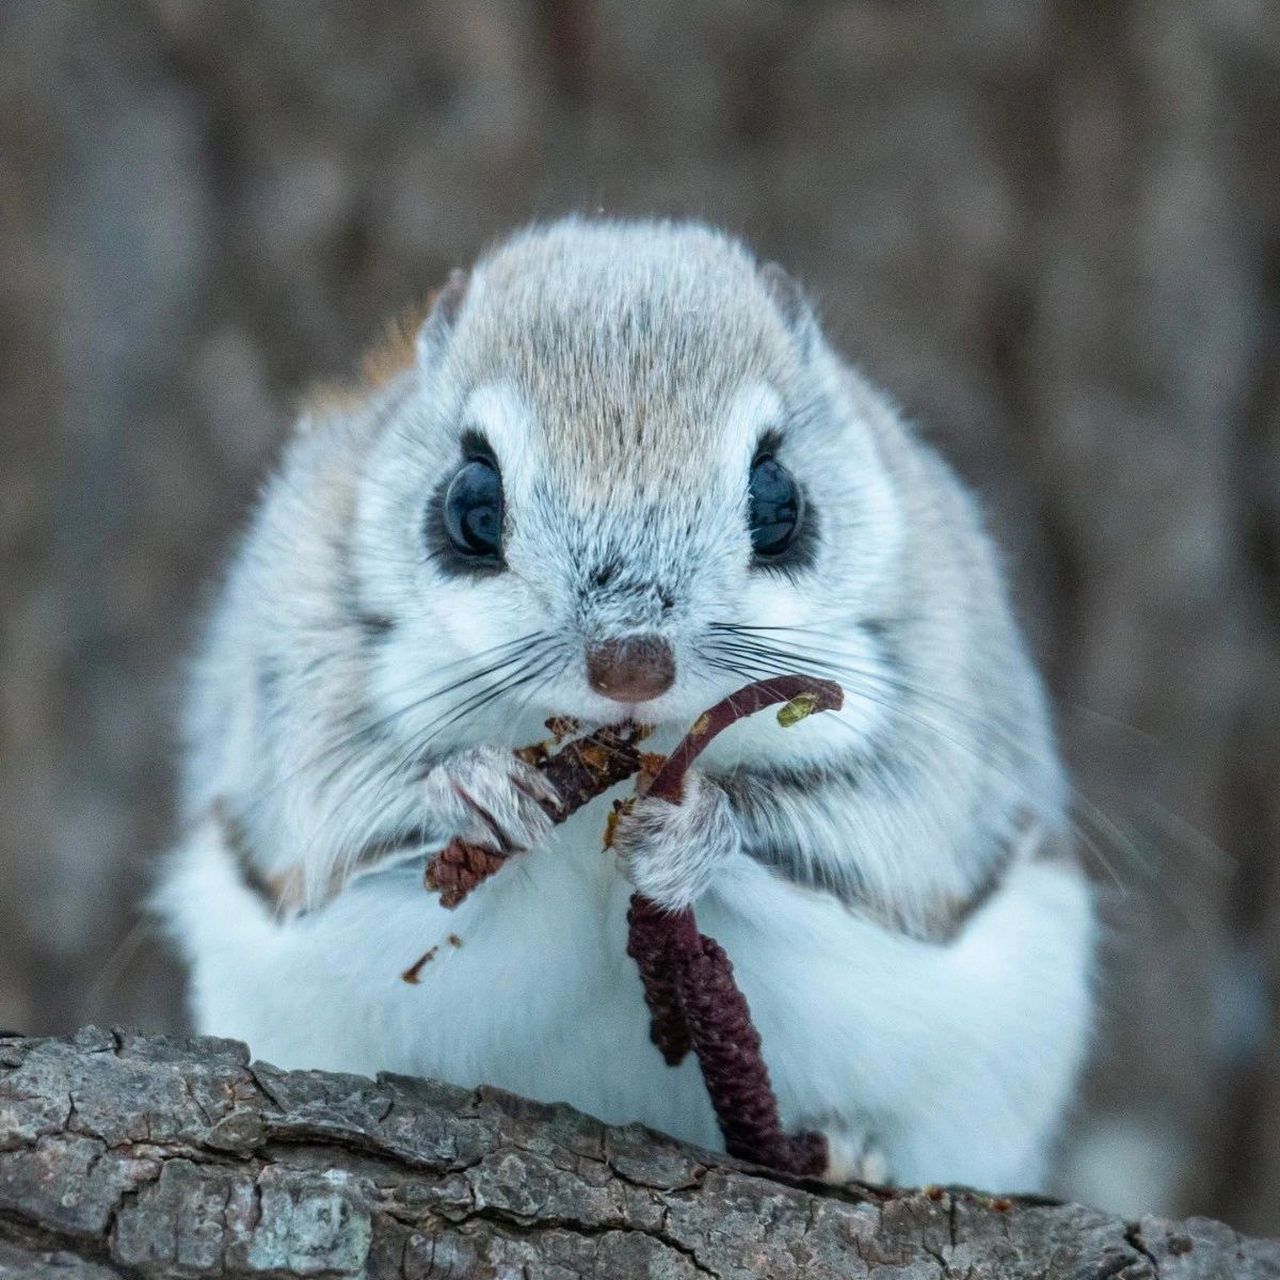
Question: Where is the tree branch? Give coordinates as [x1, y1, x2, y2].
[0, 1029, 1274, 1278]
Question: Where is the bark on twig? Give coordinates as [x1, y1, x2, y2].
[1, 1029, 1275, 1279]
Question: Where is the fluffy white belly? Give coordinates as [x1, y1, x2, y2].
[164, 807, 1094, 1192]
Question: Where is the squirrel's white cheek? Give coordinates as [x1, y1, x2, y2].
[736, 569, 823, 631]
[435, 585, 512, 655]
[363, 585, 514, 724]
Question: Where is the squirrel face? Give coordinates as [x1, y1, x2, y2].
[350, 219, 899, 744]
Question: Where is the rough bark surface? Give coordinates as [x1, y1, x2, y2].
[1, 1031, 1276, 1280]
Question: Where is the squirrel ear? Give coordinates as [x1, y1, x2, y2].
[417, 268, 470, 362]
[759, 261, 817, 356]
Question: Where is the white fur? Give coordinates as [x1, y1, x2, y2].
[158, 797, 1092, 1190]
[157, 217, 1094, 1192]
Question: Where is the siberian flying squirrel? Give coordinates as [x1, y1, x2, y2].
[157, 217, 1094, 1190]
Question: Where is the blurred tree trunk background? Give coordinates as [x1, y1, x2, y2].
[1, 0, 1277, 1237]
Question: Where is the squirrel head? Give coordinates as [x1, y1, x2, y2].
[347, 217, 900, 744]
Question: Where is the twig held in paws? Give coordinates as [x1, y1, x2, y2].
[424, 721, 651, 907]
[626, 674, 842, 1176]
[420, 676, 843, 1179]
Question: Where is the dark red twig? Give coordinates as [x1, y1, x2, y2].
[624, 675, 845, 1071]
[625, 896, 696, 1065]
[628, 674, 842, 1176]
[646, 675, 843, 804]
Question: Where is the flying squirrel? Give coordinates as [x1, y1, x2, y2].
[156, 217, 1094, 1190]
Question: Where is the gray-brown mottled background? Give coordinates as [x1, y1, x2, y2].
[1, 0, 1277, 1237]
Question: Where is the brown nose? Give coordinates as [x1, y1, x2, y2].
[586, 635, 676, 703]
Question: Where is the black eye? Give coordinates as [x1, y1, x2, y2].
[748, 456, 802, 558]
[443, 458, 503, 560]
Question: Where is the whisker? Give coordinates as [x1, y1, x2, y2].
[238, 632, 543, 819]
[709, 631, 1179, 885]
[701, 641, 1135, 893]
[309, 645, 564, 880]
[502, 640, 576, 747]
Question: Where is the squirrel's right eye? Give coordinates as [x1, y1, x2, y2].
[443, 459, 503, 560]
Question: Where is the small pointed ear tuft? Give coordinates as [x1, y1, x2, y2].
[417, 268, 470, 362]
[760, 261, 818, 355]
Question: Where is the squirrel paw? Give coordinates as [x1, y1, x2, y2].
[422, 745, 559, 856]
[612, 769, 739, 910]
[817, 1119, 892, 1187]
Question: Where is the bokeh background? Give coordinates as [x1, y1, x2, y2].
[2, 0, 1278, 1236]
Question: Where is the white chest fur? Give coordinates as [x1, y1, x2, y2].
[161, 791, 1093, 1192]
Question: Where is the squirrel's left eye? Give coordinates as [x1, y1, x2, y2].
[748, 456, 802, 558]
[443, 458, 504, 560]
